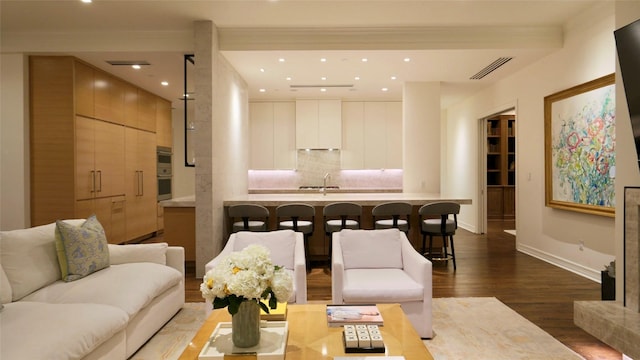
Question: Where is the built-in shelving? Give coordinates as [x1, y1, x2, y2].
[486, 115, 515, 220]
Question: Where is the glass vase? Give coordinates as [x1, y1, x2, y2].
[232, 300, 261, 348]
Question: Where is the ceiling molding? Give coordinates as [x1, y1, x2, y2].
[218, 26, 563, 51]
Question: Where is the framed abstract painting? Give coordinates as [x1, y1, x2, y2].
[544, 74, 616, 217]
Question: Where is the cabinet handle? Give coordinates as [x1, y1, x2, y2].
[136, 171, 142, 196]
[96, 170, 102, 193]
[90, 170, 96, 193]
[140, 171, 144, 196]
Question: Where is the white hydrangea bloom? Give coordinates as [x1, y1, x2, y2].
[271, 268, 294, 302]
[200, 243, 294, 309]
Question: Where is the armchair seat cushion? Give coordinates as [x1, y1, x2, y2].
[342, 268, 424, 303]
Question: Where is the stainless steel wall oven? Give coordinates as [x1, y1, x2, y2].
[157, 146, 172, 201]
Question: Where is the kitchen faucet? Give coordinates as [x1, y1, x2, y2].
[323, 172, 331, 196]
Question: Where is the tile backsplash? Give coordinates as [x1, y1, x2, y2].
[249, 150, 402, 190]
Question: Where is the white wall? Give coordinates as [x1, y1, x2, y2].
[445, 2, 617, 280]
[0, 54, 29, 230]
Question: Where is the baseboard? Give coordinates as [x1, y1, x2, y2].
[517, 243, 601, 283]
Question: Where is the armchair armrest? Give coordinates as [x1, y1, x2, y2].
[331, 233, 345, 303]
[204, 236, 237, 274]
[400, 234, 432, 301]
[293, 233, 307, 303]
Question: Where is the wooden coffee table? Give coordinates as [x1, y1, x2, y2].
[179, 303, 433, 360]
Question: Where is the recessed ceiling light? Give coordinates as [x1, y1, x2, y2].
[81, 0, 92, 3]
[132, 64, 141, 70]
[354, 76, 360, 81]
[391, 76, 397, 80]
[278, 58, 285, 62]
[320, 58, 327, 62]
[161, 81, 169, 86]
[259, 88, 266, 92]
[260, 68, 265, 73]
[361, 58, 368, 62]
[404, 58, 411, 62]
[286, 76, 292, 81]
[320, 88, 327, 92]
[381, 87, 389, 92]
[321, 77, 327, 81]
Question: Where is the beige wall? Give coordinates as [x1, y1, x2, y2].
[614, 0, 640, 304]
[445, 1, 619, 280]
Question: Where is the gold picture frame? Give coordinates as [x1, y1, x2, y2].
[544, 74, 616, 217]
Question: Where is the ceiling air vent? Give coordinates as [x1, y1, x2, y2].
[290, 84, 354, 88]
[106, 60, 151, 66]
[470, 57, 513, 80]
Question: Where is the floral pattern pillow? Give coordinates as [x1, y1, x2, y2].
[55, 215, 110, 282]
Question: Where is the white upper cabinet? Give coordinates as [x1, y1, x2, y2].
[341, 101, 402, 169]
[250, 101, 296, 169]
[296, 99, 342, 149]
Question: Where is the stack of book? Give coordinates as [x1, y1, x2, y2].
[260, 302, 288, 321]
[326, 304, 384, 327]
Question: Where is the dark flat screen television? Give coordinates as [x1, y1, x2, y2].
[614, 18, 640, 171]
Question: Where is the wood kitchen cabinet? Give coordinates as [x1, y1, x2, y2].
[75, 116, 125, 200]
[125, 128, 158, 240]
[486, 115, 515, 220]
[76, 196, 126, 244]
[30, 56, 169, 243]
[341, 101, 402, 169]
[249, 101, 295, 169]
[296, 99, 341, 149]
[156, 98, 173, 148]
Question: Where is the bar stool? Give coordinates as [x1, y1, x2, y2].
[324, 202, 362, 263]
[276, 203, 315, 270]
[228, 204, 269, 233]
[372, 201, 412, 235]
[419, 202, 460, 270]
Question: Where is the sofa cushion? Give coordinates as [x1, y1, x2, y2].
[22, 262, 182, 318]
[0, 266, 12, 304]
[339, 229, 403, 269]
[0, 301, 128, 360]
[108, 242, 167, 265]
[233, 230, 296, 270]
[55, 215, 110, 282]
[0, 219, 85, 301]
[342, 268, 424, 303]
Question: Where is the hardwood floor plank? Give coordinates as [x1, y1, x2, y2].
[176, 220, 621, 359]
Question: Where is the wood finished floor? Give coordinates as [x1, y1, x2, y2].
[180, 220, 621, 359]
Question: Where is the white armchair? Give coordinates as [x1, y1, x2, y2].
[332, 228, 432, 338]
[205, 230, 307, 304]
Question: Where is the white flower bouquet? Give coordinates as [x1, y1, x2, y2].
[200, 244, 293, 315]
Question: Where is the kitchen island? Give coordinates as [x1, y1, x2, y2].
[162, 193, 471, 267]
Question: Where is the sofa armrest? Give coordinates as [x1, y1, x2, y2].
[331, 233, 345, 303]
[166, 246, 185, 277]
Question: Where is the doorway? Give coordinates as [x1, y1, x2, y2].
[479, 108, 516, 235]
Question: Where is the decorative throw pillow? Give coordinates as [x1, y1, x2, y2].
[55, 215, 110, 282]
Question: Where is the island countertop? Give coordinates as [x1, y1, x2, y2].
[161, 193, 471, 207]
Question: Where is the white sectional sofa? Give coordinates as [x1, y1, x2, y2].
[0, 219, 185, 360]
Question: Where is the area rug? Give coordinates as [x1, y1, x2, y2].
[424, 297, 583, 359]
[130, 302, 210, 360]
[132, 298, 583, 360]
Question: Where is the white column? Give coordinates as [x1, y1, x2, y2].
[194, 21, 216, 277]
[402, 82, 441, 193]
[0, 54, 29, 230]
